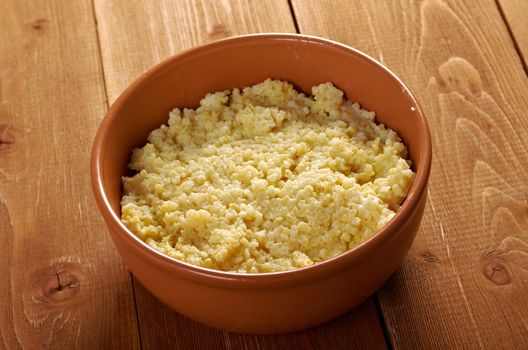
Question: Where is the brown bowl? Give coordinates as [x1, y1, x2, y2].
[91, 33, 431, 334]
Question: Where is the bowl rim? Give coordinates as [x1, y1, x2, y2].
[91, 33, 432, 287]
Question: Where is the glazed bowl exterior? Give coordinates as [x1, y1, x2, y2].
[91, 34, 432, 334]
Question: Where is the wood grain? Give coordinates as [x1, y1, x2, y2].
[94, 0, 298, 103]
[496, 0, 528, 71]
[93, 0, 387, 348]
[292, 0, 528, 348]
[0, 0, 139, 348]
[134, 282, 386, 350]
[2, 0, 526, 348]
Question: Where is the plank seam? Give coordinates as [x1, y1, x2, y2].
[287, 0, 301, 34]
[494, 0, 528, 76]
[131, 276, 144, 350]
[90, 0, 110, 109]
[89, 1, 143, 348]
[374, 294, 393, 350]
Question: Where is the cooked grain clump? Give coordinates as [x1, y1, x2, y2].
[121, 79, 415, 273]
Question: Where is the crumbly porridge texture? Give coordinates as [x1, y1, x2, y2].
[121, 79, 415, 273]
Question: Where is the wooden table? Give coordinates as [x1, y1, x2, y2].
[1, 0, 527, 348]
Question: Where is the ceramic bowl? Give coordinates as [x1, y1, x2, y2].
[91, 33, 432, 334]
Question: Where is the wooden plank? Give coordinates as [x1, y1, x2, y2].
[496, 0, 528, 71]
[0, 0, 139, 348]
[133, 281, 386, 350]
[94, 0, 298, 104]
[93, 0, 387, 348]
[292, 0, 528, 348]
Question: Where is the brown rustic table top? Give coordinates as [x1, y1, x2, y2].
[1, 0, 527, 348]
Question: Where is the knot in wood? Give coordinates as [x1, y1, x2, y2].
[31, 18, 49, 31]
[42, 270, 80, 302]
[0, 123, 15, 151]
[208, 24, 231, 39]
[483, 263, 511, 285]
[438, 57, 482, 98]
[421, 250, 439, 263]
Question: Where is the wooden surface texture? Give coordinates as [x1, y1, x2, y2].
[292, 0, 528, 348]
[0, 0, 139, 348]
[497, 0, 528, 72]
[1, 0, 526, 348]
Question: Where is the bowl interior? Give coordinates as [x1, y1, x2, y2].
[96, 34, 428, 226]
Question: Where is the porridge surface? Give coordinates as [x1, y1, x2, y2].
[121, 79, 415, 273]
